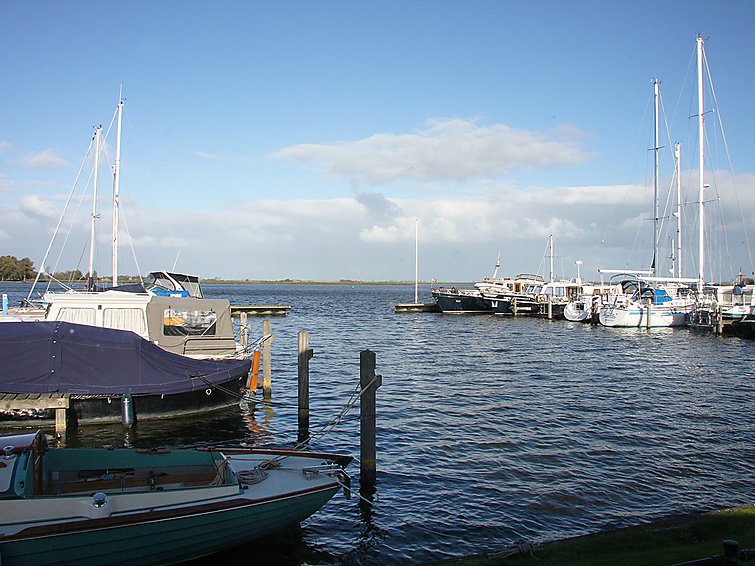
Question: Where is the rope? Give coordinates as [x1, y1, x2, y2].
[237, 468, 269, 485]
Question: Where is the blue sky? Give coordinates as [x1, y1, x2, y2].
[2, 1, 754, 283]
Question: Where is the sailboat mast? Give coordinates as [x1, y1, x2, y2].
[112, 98, 123, 287]
[697, 35, 705, 293]
[675, 142, 682, 278]
[88, 125, 102, 288]
[549, 234, 554, 282]
[652, 78, 660, 278]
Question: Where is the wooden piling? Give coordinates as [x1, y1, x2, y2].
[360, 350, 381, 487]
[240, 312, 249, 350]
[298, 330, 313, 438]
[548, 295, 553, 319]
[262, 319, 274, 397]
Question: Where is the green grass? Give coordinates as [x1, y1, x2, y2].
[427, 506, 755, 566]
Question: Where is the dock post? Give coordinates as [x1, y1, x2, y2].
[262, 319, 274, 397]
[298, 331, 313, 440]
[646, 300, 652, 328]
[360, 350, 381, 488]
[548, 295, 553, 319]
[55, 408, 67, 435]
[240, 311, 248, 350]
[716, 308, 724, 335]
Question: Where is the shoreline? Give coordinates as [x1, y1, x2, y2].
[426, 505, 755, 566]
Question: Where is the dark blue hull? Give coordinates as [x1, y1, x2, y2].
[431, 289, 491, 313]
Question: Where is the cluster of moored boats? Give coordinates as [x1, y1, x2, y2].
[431, 262, 754, 335]
[0, 273, 353, 565]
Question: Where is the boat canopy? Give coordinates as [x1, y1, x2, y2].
[0, 321, 250, 395]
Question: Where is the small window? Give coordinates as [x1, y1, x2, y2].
[57, 307, 96, 325]
[163, 309, 216, 336]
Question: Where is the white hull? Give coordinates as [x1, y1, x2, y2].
[599, 305, 689, 327]
[564, 301, 592, 322]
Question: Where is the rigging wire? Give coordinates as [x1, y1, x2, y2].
[26, 134, 96, 302]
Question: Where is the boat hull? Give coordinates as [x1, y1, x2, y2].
[431, 290, 491, 313]
[0, 486, 338, 566]
[599, 306, 689, 327]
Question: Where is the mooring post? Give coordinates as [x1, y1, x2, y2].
[548, 295, 553, 319]
[240, 311, 248, 350]
[55, 408, 67, 435]
[262, 319, 274, 397]
[298, 330, 313, 439]
[723, 540, 738, 566]
[646, 300, 652, 329]
[360, 349, 381, 488]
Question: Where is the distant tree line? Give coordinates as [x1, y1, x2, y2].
[0, 255, 36, 281]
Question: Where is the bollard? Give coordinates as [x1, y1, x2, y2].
[723, 540, 738, 566]
[262, 319, 274, 397]
[360, 350, 381, 488]
[298, 331, 313, 441]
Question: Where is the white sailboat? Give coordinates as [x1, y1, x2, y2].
[3, 97, 249, 360]
[599, 72, 699, 328]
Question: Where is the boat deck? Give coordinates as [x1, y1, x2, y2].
[45, 466, 223, 496]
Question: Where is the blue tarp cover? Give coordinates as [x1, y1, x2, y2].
[0, 321, 250, 395]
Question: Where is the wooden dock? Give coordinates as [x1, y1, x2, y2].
[0, 393, 70, 433]
[393, 302, 440, 313]
[231, 305, 291, 316]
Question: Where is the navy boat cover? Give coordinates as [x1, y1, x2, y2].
[0, 321, 251, 395]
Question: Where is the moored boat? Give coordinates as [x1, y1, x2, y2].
[0, 321, 251, 424]
[431, 287, 491, 313]
[0, 430, 351, 565]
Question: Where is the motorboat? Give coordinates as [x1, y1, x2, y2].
[0, 430, 351, 565]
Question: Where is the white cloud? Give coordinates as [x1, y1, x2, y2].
[18, 195, 58, 218]
[272, 118, 593, 185]
[2, 171, 753, 283]
[0, 174, 16, 194]
[0, 141, 13, 154]
[19, 150, 68, 170]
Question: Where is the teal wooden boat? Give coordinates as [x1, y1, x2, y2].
[0, 431, 351, 565]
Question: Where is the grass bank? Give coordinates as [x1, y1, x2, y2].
[427, 505, 755, 566]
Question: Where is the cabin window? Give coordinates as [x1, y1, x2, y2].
[103, 308, 148, 337]
[57, 307, 96, 325]
[163, 309, 217, 336]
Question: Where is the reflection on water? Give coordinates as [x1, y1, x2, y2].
[1, 281, 755, 565]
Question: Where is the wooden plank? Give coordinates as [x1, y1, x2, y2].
[231, 305, 291, 316]
[0, 395, 69, 410]
[393, 303, 440, 313]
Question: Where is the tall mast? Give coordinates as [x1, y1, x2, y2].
[696, 35, 705, 292]
[549, 234, 554, 282]
[675, 142, 682, 278]
[652, 78, 660, 278]
[112, 96, 123, 287]
[87, 125, 102, 289]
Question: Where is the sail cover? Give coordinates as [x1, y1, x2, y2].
[0, 321, 250, 395]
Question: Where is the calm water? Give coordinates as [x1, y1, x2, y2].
[2, 282, 755, 564]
